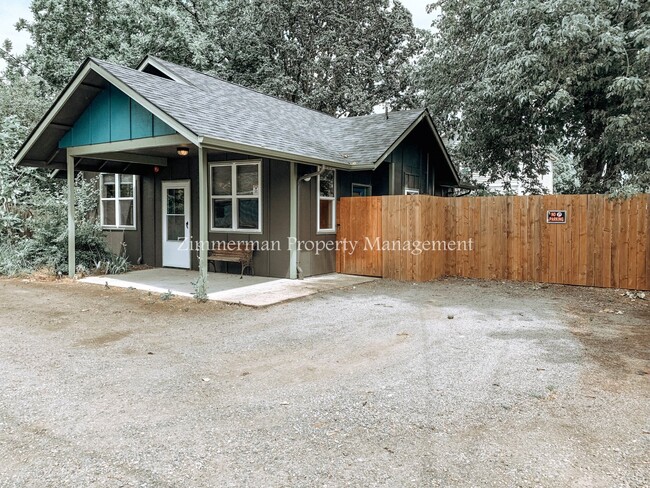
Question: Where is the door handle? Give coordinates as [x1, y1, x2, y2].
[186, 221, 189, 229]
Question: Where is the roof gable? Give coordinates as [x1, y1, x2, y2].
[59, 83, 175, 148]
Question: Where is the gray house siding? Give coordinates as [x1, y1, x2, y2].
[140, 154, 292, 278]
[203, 156, 291, 278]
[296, 164, 336, 277]
[83, 171, 143, 264]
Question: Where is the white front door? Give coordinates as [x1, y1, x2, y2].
[162, 180, 191, 269]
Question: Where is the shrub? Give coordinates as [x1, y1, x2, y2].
[0, 173, 127, 276]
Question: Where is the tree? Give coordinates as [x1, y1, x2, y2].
[7, 0, 423, 116]
[420, 0, 649, 194]
[0, 73, 53, 229]
[207, 0, 424, 115]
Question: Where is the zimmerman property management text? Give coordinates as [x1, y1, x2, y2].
[182, 238, 475, 256]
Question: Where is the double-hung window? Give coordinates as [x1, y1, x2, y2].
[210, 160, 262, 232]
[100, 174, 136, 229]
[317, 169, 336, 233]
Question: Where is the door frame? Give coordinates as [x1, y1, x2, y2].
[161, 179, 191, 269]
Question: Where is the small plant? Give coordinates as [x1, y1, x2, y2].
[75, 263, 90, 277]
[94, 243, 130, 275]
[160, 290, 174, 301]
[103, 254, 130, 275]
[192, 272, 208, 303]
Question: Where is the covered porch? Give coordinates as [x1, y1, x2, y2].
[61, 135, 303, 288]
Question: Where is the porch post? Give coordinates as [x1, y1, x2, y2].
[66, 153, 76, 277]
[289, 162, 298, 279]
[198, 146, 209, 285]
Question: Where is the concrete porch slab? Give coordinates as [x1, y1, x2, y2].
[208, 273, 377, 307]
[80, 269, 377, 307]
[80, 268, 277, 298]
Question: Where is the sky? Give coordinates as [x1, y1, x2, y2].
[0, 0, 435, 67]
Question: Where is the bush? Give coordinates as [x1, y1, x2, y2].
[0, 173, 128, 276]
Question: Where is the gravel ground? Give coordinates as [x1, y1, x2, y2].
[0, 277, 648, 487]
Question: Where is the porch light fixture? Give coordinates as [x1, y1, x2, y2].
[176, 146, 190, 157]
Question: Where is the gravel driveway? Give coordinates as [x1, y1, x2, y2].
[0, 277, 648, 487]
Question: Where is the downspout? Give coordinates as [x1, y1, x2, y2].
[296, 164, 326, 279]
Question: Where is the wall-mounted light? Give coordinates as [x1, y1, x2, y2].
[176, 146, 190, 157]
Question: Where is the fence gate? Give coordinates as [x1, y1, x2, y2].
[336, 196, 383, 277]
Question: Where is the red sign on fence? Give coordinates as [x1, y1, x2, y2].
[546, 210, 567, 224]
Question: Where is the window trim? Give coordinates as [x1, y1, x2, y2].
[351, 183, 372, 197]
[100, 173, 137, 230]
[317, 169, 336, 234]
[209, 160, 263, 233]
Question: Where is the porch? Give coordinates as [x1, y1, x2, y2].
[79, 268, 375, 307]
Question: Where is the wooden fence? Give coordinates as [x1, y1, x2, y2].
[336, 194, 650, 290]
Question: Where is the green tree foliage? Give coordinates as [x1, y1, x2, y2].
[209, 0, 423, 115]
[420, 0, 649, 193]
[0, 74, 54, 235]
[8, 0, 423, 116]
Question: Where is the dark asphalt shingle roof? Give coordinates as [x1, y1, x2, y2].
[93, 58, 425, 167]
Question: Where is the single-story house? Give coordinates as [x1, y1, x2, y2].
[13, 55, 460, 280]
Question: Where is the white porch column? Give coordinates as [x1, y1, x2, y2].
[66, 153, 76, 277]
[198, 146, 209, 285]
[289, 162, 298, 279]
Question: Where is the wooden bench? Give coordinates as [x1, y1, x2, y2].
[207, 242, 255, 279]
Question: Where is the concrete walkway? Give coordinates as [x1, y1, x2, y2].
[80, 268, 376, 307]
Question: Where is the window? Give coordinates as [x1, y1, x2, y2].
[351, 183, 372, 197]
[404, 172, 420, 193]
[210, 161, 262, 232]
[317, 169, 336, 233]
[100, 174, 136, 229]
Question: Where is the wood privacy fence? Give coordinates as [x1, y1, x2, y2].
[336, 194, 650, 290]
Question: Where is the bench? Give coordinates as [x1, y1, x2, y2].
[207, 243, 255, 279]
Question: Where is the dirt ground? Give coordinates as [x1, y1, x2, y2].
[0, 276, 648, 487]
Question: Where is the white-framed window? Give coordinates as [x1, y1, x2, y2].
[351, 183, 372, 197]
[210, 160, 262, 232]
[317, 169, 336, 233]
[100, 173, 137, 229]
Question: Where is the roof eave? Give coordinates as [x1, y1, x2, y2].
[369, 109, 460, 186]
[371, 110, 427, 169]
[199, 136, 364, 170]
[13, 58, 199, 166]
[13, 58, 94, 164]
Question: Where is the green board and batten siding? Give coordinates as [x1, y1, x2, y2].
[59, 84, 176, 148]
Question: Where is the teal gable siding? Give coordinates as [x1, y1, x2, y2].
[110, 87, 131, 141]
[59, 84, 176, 148]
